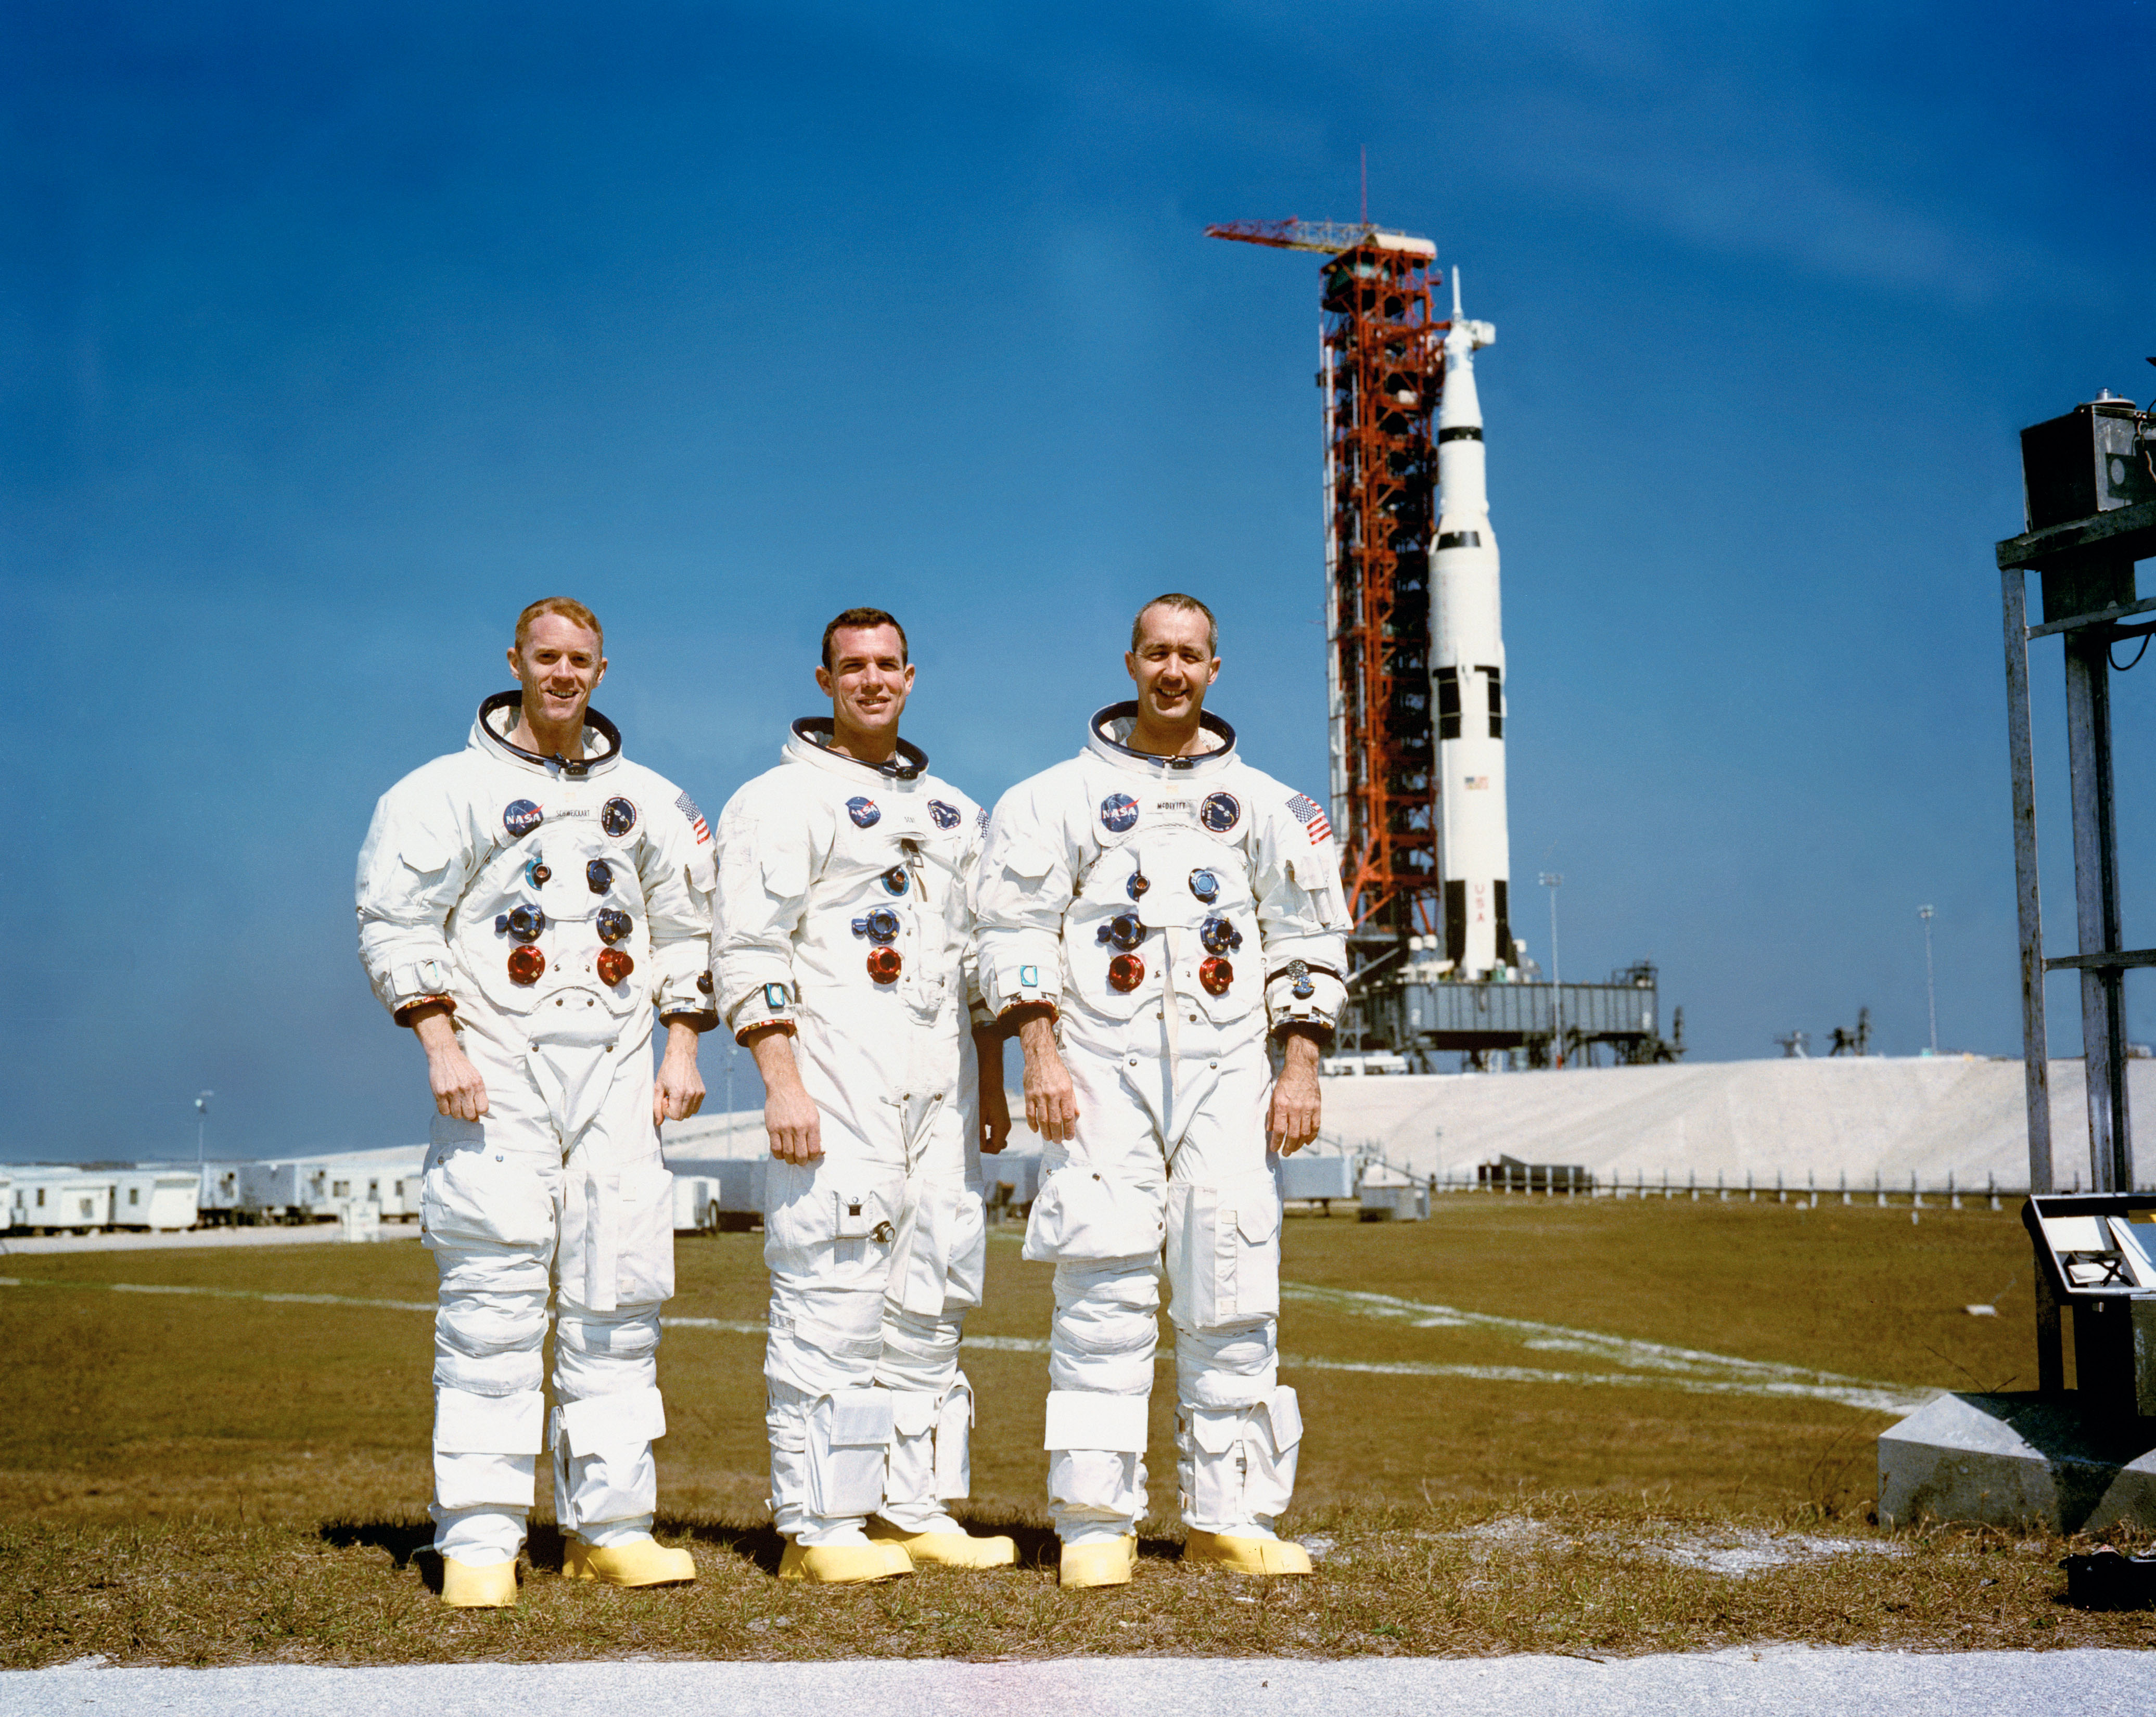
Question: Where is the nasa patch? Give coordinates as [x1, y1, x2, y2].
[847, 796, 881, 828]
[503, 799, 544, 839]
[601, 797, 639, 838]
[928, 799, 961, 830]
[1099, 792, 1139, 834]
[1200, 791, 1241, 834]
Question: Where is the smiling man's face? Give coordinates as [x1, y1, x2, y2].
[507, 612, 605, 733]
[818, 622, 914, 746]
[1125, 603, 1219, 733]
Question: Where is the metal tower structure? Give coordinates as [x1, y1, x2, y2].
[1207, 218, 1444, 967]
[1210, 213, 1681, 1069]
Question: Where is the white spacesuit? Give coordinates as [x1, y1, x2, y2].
[712, 719, 1010, 1578]
[975, 702, 1347, 1573]
[357, 693, 715, 1589]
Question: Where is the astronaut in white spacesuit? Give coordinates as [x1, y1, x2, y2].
[357, 598, 714, 1608]
[712, 607, 1016, 1585]
[975, 593, 1347, 1588]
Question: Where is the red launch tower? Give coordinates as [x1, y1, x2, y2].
[1207, 218, 1445, 960]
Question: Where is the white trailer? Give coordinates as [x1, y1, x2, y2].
[313, 1159, 425, 1222]
[1278, 1151, 1358, 1206]
[239, 1160, 308, 1223]
[9, 1166, 118, 1233]
[113, 1167, 201, 1231]
[669, 1157, 765, 1232]
[196, 1160, 250, 1224]
[986, 1152, 1043, 1216]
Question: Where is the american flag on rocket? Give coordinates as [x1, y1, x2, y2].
[1286, 792, 1332, 845]
[675, 790, 710, 845]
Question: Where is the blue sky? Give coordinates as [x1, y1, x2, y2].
[6, 1, 2155, 1160]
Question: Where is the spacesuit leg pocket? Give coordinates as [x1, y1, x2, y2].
[613, 1157, 677, 1306]
[1165, 1172, 1281, 1332]
[1023, 1162, 1165, 1264]
[807, 1387, 894, 1518]
[1246, 1386, 1303, 1520]
[944, 1182, 987, 1313]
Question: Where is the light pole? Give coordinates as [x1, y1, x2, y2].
[195, 1091, 214, 1163]
[1540, 873, 1564, 1068]
[1918, 905, 1938, 1055]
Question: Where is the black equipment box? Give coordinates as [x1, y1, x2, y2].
[2020, 399, 2156, 532]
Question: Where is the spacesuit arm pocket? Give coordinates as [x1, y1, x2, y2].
[356, 792, 470, 1021]
[712, 796, 816, 1033]
[975, 818, 1072, 1018]
[1021, 1164, 1164, 1263]
[613, 1158, 677, 1305]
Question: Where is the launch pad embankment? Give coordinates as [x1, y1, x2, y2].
[1318, 1056, 2156, 1194]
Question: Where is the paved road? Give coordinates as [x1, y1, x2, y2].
[2, 1650, 2144, 1715]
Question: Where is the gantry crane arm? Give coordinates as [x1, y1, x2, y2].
[1205, 217, 1435, 258]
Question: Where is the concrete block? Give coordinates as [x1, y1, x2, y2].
[1878, 1391, 2156, 1532]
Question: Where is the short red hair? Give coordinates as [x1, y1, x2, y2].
[515, 597, 603, 655]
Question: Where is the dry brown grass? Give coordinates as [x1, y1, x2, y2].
[3, 1196, 2147, 1664]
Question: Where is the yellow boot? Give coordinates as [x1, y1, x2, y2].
[1058, 1533, 1138, 1589]
[440, 1556, 518, 1608]
[1181, 1530, 1312, 1577]
[866, 1518, 1017, 1569]
[564, 1537, 698, 1587]
[777, 1539, 914, 1584]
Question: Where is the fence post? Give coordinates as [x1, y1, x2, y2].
[1808, 1170, 1818, 1209]
[1776, 1170, 1785, 1205]
[1988, 1172, 2000, 1212]
[1717, 1170, 1727, 1202]
[1874, 1170, 1885, 1209]
[1949, 1171, 1961, 1211]
[1689, 1169, 1698, 1202]
[1747, 1171, 1755, 1204]
[1840, 1170, 1850, 1206]
[1911, 1171, 1923, 1209]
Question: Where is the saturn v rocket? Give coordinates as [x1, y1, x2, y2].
[1431, 272, 1511, 980]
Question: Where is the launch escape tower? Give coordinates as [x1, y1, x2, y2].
[1210, 215, 1676, 1068]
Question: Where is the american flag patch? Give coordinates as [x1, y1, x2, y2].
[675, 789, 710, 845]
[1287, 792, 1332, 844]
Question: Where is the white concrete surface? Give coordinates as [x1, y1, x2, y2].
[0, 1224, 422, 1255]
[1317, 1056, 2153, 1191]
[1878, 1391, 2156, 1533]
[1, 1649, 2145, 1716]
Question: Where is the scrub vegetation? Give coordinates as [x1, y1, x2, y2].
[3, 1197, 2151, 1664]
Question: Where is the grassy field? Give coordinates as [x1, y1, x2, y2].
[2, 1196, 2149, 1664]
